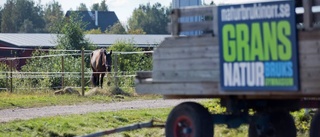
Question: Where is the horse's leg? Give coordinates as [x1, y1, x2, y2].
[91, 74, 95, 87]
[96, 74, 100, 87]
[93, 74, 99, 87]
[100, 73, 105, 89]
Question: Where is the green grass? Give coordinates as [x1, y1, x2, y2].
[0, 101, 310, 137]
[0, 108, 170, 137]
[0, 91, 161, 110]
[0, 94, 311, 137]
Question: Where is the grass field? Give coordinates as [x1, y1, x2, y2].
[0, 91, 161, 110]
[0, 92, 312, 137]
[0, 105, 250, 137]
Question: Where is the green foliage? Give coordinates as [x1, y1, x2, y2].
[109, 40, 152, 72]
[56, 12, 95, 50]
[43, 0, 63, 33]
[77, 3, 88, 11]
[105, 22, 126, 34]
[85, 28, 103, 34]
[0, 108, 169, 137]
[1, 0, 45, 33]
[99, 0, 108, 11]
[127, 28, 146, 34]
[291, 109, 314, 134]
[0, 62, 9, 91]
[128, 3, 170, 34]
[17, 50, 91, 91]
[108, 40, 152, 87]
[90, 0, 108, 11]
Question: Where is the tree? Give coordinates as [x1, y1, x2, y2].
[85, 28, 103, 34]
[0, 6, 2, 32]
[108, 40, 152, 87]
[90, 0, 108, 11]
[20, 19, 34, 33]
[57, 12, 95, 50]
[99, 0, 108, 11]
[43, 0, 64, 33]
[1, 0, 16, 32]
[105, 22, 126, 34]
[91, 3, 99, 11]
[127, 28, 146, 34]
[1, 0, 45, 33]
[77, 3, 88, 11]
[128, 3, 170, 34]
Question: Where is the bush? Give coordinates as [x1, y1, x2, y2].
[108, 40, 152, 88]
[17, 50, 92, 92]
[0, 63, 9, 91]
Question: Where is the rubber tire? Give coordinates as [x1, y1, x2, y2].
[310, 110, 320, 137]
[249, 111, 297, 137]
[165, 102, 213, 137]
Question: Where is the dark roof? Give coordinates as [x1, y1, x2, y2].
[0, 33, 171, 48]
[66, 11, 120, 32]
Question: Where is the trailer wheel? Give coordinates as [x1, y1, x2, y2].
[249, 111, 296, 137]
[165, 102, 213, 137]
[310, 110, 320, 137]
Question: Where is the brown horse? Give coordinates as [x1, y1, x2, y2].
[90, 48, 112, 88]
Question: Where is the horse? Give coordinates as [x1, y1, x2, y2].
[90, 48, 112, 88]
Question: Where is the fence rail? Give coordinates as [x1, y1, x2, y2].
[0, 50, 153, 95]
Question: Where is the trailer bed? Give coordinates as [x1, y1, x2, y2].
[137, 31, 320, 99]
[135, 3, 320, 99]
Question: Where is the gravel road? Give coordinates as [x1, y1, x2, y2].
[0, 99, 203, 123]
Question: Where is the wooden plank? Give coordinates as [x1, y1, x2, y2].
[299, 60, 320, 67]
[171, 9, 180, 36]
[212, 6, 219, 36]
[136, 82, 219, 95]
[160, 36, 217, 48]
[136, 81, 320, 98]
[152, 70, 219, 82]
[300, 68, 320, 80]
[298, 40, 320, 54]
[298, 31, 320, 40]
[299, 54, 320, 62]
[177, 6, 213, 17]
[153, 46, 219, 60]
[303, 0, 313, 30]
[136, 71, 152, 79]
[153, 57, 219, 71]
[168, 21, 213, 33]
[313, 0, 320, 23]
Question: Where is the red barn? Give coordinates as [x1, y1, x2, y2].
[0, 33, 169, 70]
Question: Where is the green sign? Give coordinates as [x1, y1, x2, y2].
[218, 0, 299, 91]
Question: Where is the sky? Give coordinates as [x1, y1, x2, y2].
[0, 0, 261, 23]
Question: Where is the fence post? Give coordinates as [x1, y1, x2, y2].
[114, 54, 118, 88]
[5, 58, 8, 91]
[81, 49, 85, 96]
[61, 55, 64, 89]
[10, 59, 13, 93]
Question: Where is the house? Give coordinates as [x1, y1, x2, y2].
[0, 33, 170, 69]
[65, 11, 120, 32]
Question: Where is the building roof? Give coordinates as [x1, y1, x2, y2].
[65, 11, 120, 32]
[0, 33, 170, 48]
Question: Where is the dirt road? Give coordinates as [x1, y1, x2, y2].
[0, 99, 203, 123]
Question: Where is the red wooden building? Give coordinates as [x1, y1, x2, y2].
[0, 33, 169, 70]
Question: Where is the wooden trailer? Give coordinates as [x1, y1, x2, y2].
[135, 0, 320, 137]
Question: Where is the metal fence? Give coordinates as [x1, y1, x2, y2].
[0, 49, 153, 95]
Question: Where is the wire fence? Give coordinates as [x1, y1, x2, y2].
[0, 49, 153, 94]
